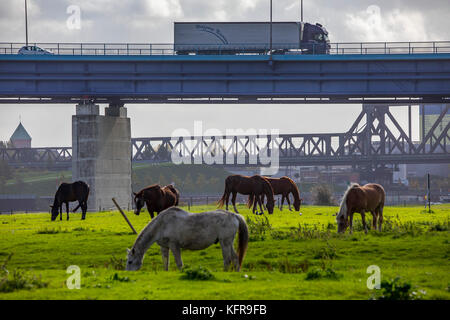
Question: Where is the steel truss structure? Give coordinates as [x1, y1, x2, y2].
[1, 105, 448, 169]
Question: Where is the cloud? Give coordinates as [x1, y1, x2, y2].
[345, 5, 428, 42]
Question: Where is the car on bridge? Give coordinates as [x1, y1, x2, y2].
[18, 45, 53, 55]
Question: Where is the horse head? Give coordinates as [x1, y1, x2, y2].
[336, 214, 349, 233]
[126, 247, 142, 271]
[133, 192, 145, 216]
[294, 198, 302, 212]
[266, 198, 275, 214]
[50, 205, 59, 221]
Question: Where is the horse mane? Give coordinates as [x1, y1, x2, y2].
[281, 176, 300, 203]
[137, 184, 161, 196]
[337, 183, 360, 219]
[131, 210, 164, 254]
[262, 177, 275, 201]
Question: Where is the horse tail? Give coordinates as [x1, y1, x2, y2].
[337, 183, 359, 220]
[235, 214, 249, 271]
[166, 185, 179, 206]
[247, 194, 255, 208]
[217, 178, 231, 208]
[217, 189, 227, 208]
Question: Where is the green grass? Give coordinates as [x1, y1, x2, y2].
[0, 204, 448, 300]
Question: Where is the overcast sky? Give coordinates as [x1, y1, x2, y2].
[0, 0, 449, 146]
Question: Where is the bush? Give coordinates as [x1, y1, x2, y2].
[377, 277, 424, 300]
[311, 184, 335, 205]
[180, 266, 215, 281]
[105, 255, 126, 271]
[0, 254, 48, 293]
[305, 267, 341, 281]
[246, 215, 272, 241]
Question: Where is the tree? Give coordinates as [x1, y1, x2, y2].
[0, 160, 12, 181]
[311, 184, 335, 206]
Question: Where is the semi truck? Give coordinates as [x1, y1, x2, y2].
[174, 22, 330, 55]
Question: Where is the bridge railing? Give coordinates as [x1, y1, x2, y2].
[0, 41, 449, 55]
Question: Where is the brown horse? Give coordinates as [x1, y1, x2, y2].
[217, 175, 275, 215]
[133, 184, 180, 219]
[258, 176, 302, 212]
[50, 181, 90, 221]
[336, 183, 385, 234]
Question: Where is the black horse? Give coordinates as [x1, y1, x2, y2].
[51, 181, 90, 221]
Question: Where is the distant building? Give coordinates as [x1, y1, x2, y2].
[10, 122, 32, 148]
[420, 104, 449, 142]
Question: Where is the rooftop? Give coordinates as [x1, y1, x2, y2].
[10, 122, 32, 141]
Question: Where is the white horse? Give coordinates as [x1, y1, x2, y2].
[126, 207, 249, 271]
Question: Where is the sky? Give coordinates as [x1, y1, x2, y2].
[0, 0, 449, 147]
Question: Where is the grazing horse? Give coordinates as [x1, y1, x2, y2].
[50, 181, 89, 221]
[336, 183, 385, 234]
[133, 184, 179, 219]
[258, 176, 302, 212]
[217, 175, 275, 215]
[126, 207, 249, 271]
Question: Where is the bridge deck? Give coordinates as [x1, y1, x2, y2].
[0, 52, 449, 104]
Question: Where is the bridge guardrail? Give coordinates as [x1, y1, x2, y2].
[0, 41, 449, 56]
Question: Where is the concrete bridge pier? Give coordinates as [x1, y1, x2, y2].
[72, 101, 132, 212]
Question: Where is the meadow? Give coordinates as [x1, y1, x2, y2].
[0, 204, 448, 300]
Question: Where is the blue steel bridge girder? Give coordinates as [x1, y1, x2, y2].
[0, 54, 449, 104]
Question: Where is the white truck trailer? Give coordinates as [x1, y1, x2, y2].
[174, 21, 330, 55]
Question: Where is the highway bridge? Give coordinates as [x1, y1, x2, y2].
[0, 40, 449, 210]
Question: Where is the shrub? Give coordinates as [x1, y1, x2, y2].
[305, 267, 341, 281]
[105, 255, 126, 271]
[0, 254, 48, 293]
[246, 215, 272, 241]
[377, 277, 424, 300]
[311, 184, 335, 206]
[180, 266, 215, 281]
[109, 273, 130, 282]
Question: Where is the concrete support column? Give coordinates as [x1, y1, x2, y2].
[72, 101, 132, 212]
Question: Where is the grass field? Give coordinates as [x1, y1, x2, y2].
[0, 204, 449, 300]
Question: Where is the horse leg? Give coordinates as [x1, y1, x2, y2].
[280, 195, 284, 211]
[66, 202, 70, 221]
[73, 202, 81, 212]
[225, 192, 230, 211]
[81, 202, 87, 220]
[360, 211, 368, 234]
[257, 195, 265, 215]
[220, 239, 232, 271]
[261, 194, 267, 210]
[232, 192, 239, 213]
[170, 244, 183, 270]
[286, 195, 292, 211]
[161, 246, 170, 271]
[230, 244, 239, 271]
[252, 195, 257, 214]
[59, 205, 63, 221]
[371, 211, 377, 230]
[349, 212, 354, 234]
[378, 207, 384, 232]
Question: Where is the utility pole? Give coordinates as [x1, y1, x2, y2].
[301, 0, 304, 22]
[269, 0, 273, 55]
[427, 173, 431, 213]
[24, 0, 29, 46]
